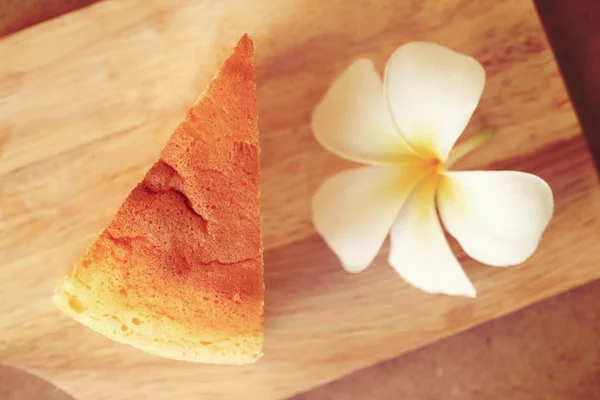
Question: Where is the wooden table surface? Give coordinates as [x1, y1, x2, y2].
[0, 0, 599, 399]
[297, 1, 600, 398]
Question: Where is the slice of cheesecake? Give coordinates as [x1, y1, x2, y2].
[53, 35, 264, 364]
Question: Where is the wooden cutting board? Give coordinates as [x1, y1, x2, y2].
[1, 0, 599, 399]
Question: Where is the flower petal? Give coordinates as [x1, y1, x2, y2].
[313, 164, 427, 273]
[437, 171, 554, 267]
[312, 59, 415, 165]
[384, 42, 485, 162]
[388, 176, 476, 297]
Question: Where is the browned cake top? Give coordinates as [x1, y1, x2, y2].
[79, 35, 263, 341]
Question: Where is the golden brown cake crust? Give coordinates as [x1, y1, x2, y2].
[54, 35, 264, 364]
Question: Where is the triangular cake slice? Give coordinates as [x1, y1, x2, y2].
[53, 35, 264, 364]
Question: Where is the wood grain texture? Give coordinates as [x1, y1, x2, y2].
[295, 282, 600, 400]
[299, 0, 600, 397]
[535, 0, 600, 169]
[0, 0, 100, 37]
[0, 0, 599, 399]
[0, 364, 74, 400]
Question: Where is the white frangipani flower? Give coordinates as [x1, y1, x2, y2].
[311, 42, 554, 297]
